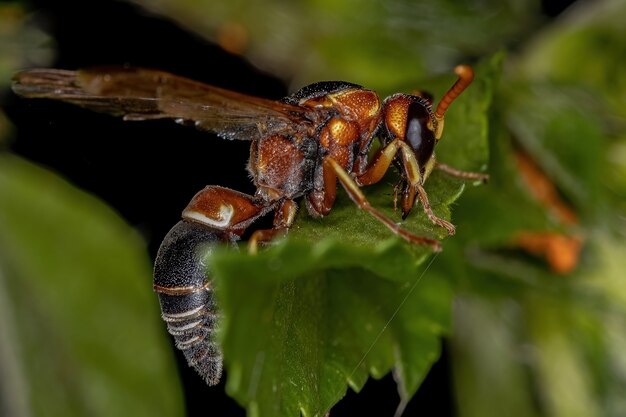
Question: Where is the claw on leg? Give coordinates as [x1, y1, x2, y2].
[415, 182, 455, 235]
[248, 229, 286, 254]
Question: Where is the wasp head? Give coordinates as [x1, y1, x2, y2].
[380, 65, 474, 218]
[382, 94, 438, 178]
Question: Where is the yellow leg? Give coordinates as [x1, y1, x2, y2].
[436, 162, 489, 183]
[356, 139, 421, 187]
[325, 157, 441, 251]
[248, 199, 298, 254]
[355, 140, 458, 234]
[415, 182, 455, 235]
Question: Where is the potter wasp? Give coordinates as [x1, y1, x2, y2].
[12, 65, 487, 384]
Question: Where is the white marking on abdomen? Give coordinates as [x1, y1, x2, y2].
[182, 204, 234, 229]
[168, 320, 203, 332]
[162, 305, 204, 321]
[177, 335, 202, 349]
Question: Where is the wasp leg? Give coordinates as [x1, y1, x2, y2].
[354, 139, 457, 234]
[356, 138, 452, 232]
[415, 182, 455, 235]
[322, 157, 441, 250]
[248, 199, 299, 254]
[435, 162, 489, 183]
[355, 138, 420, 187]
[354, 138, 423, 219]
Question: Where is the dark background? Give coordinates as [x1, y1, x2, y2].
[5, 0, 577, 415]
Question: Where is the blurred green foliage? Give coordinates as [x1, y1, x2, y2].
[0, 3, 54, 88]
[132, 0, 541, 89]
[439, 2, 626, 417]
[1, 0, 625, 416]
[0, 156, 185, 417]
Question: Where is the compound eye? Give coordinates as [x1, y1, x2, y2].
[405, 101, 435, 168]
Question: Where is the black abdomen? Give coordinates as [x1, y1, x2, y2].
[153, 220, 233, 385]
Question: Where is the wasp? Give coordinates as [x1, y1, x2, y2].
[12, 65, 487, 385]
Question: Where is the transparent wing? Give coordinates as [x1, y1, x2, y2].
[12, 67, 319, 141]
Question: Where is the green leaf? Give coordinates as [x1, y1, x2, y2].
[208, 55, 499, 417]
[0, 155, 184, 417]
[213, 240, 450, 417]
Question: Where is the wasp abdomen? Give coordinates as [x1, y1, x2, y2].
[153, 220, 233, 385]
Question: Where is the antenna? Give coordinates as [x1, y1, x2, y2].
[433, 65, 474, 139]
